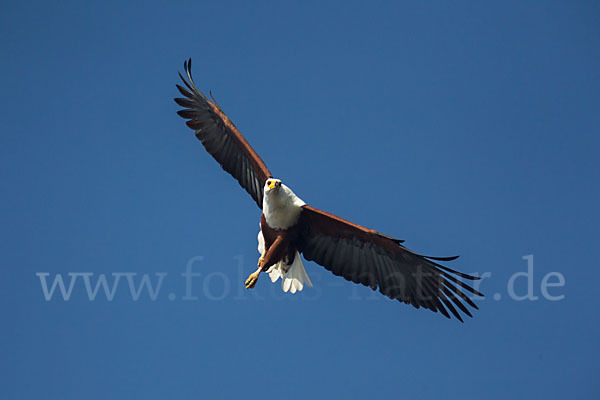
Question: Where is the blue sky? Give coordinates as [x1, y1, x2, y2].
[1, 1, 599, 398]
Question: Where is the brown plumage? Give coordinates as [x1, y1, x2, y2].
[259, 214, 300, 271]
[175, 59, 271, 208]
[174, 59, 483, 321]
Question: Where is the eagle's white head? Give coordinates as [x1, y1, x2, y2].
[264, 178, 282, 194]
[263, 178, 305, 229]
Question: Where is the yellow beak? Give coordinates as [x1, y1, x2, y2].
[268, 181, 280, 189]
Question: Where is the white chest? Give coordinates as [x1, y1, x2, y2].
[262, 184, 305, 230]
[263, 202, 302, 230]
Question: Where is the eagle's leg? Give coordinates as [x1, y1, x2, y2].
[258, 253, 265, 267]
[244, 267, 262, 289]
[244, 254, 265, 289]
[245, 236, 286, 289]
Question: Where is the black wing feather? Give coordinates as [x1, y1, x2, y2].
[298, 205, 483, 321]
[174, 59, 272, 208]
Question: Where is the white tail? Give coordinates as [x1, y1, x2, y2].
[258, 229, 311, 293]
[266, 251, 312, 294]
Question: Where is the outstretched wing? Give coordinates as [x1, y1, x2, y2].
[297, 205, 483, 321]
[174, 59, 272, 208]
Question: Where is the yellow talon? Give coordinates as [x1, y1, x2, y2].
[245, 270, 261, 289]
[245, 254, 266, 289]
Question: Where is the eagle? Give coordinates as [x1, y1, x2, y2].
[174, 59, 483, 321]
